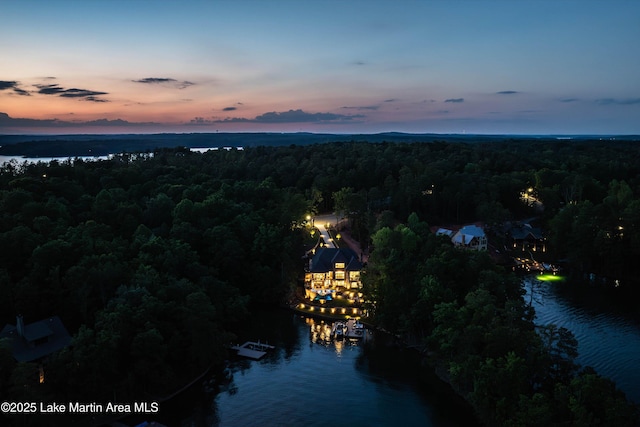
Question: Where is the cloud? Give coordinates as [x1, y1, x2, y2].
[83, 118, 142, 126]
[190, 117, 216, 125]
[383, 99, 397, 103]
[133, 77, 195, 89]
[342, 105, 380, 111]
[35, 84, 108, 101]
[36, 84, 65, 95]
[596, 98, 640, 106]
[13, 88, 30, 96]
[215, 109, 364, 124]
[444, 98, 464, 103]
[0, 81, 17, 90]
[134, 77, 176, 84]
[84, 96, 110, 103]
[222, 107, 237, 111]
[60, 89, 108, 98]
[0, 112, 156, 128]
[0, 80, 31, 96]
[496, 90, 519, 95]
[560, 98, 579, 103]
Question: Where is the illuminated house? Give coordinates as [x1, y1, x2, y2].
[507, 222, 545, 252]
[305, 247, 362, 297]
[451, 225, 488, 251]
[0, 315, 71, 363]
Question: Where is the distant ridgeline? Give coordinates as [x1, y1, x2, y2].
[2, 132, 638, 158]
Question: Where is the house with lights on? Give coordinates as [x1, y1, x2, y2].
[506, 222, 545, 253]
[304, 247, 363, 301]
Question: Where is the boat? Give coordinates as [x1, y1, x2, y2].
[345, 319, 365, 339]
[331, 321, 346, 338]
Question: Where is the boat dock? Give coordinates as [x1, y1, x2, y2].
[231, 341, 275, 360]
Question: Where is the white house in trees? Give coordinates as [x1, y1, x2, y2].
[451, 225, 487, 251]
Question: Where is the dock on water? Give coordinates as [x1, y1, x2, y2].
[231, 341, 275, 360]
[345, 319, 365, 339]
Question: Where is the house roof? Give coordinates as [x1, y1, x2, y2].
[508, 223, 543, 240]
[309, 247, 362, 273]
[0, 316, 71, 362]
[436, 228, 454, 237]
[452, 225, 486, 246]
[458, 225, 485, 237]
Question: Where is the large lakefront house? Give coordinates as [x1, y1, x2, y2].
[304, 247, 363, 301]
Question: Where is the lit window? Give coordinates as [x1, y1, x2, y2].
[335, 262, 345, 269]
[335, 271, 345, 280]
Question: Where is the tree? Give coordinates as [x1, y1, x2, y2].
[537, 324, 579, 386]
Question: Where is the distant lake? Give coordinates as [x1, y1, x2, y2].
[0, 148, 241, 166]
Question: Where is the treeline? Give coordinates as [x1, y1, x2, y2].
[363, 213, 638, 426]
[0, 148, 309, 420]
[1, 138, 639, 424]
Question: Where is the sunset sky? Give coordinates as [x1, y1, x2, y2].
[1, 0, 639, 135]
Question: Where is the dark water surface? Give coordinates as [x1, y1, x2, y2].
[525, 276, 640, 403]
[211, 311, 477, 427]
[145, 310, 478, 426]
[134, 274, 640, 426]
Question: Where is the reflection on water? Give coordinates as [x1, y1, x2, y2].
[210, 310, 476, 427]
[525, 276, 640, 403]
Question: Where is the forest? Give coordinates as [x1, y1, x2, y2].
[1, 138, 639, 425]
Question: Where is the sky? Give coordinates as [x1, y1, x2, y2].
[1, 0, 639, 135]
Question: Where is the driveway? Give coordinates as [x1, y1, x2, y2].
[313, 214, 338, 248]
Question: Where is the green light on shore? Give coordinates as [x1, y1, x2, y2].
[537, 274, 565, 282]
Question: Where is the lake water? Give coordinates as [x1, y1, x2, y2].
[140, 310, 478, 426]
[525, 275, 640, 403]
[125, 278, 640, 426]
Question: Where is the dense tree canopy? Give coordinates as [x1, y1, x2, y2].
[1, 138, 639, 425]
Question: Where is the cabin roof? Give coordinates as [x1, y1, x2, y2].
[0, 316, 71, 362]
